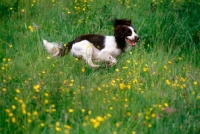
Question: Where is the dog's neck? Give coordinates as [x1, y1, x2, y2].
[114, 36, 127, 52]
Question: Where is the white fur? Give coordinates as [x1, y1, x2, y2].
[70, 37, 120, 67]
[127, 26, 138, 41]
[70, 40, 100, 67]
[43, 39, 61, 57]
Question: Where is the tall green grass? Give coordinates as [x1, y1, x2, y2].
[1, 0, 200, 133]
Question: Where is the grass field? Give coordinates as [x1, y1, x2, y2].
[1, 0, 200, 134]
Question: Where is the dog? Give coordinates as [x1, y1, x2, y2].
[43, 19, 139, 67]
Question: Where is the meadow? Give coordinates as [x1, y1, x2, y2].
[0, 0, 200, 133]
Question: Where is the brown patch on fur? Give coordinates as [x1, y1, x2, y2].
[59, 46, 68, 57]
[114, 25, 132, 38]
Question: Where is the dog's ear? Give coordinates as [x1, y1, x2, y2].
[128, 19, 131, 25]
[114, 25, 128, 38]
[121, 26, 126, 34]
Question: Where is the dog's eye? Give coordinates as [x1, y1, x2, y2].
[127, 29, 132, 34]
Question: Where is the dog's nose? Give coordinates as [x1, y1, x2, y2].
[135, 36, 140, 42]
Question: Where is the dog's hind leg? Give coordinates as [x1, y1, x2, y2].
[70, 40, 100, 68]
[84, 45, 100, 68]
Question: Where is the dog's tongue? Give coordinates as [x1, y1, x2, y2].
[125, 38, 136, 46]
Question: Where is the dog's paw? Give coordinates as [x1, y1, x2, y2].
[93, 64, 101, 68]
[105, 62, 117, 68]
[108, 56, 117, 66]
[109, 56, 117, 63]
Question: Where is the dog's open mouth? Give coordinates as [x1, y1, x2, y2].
[125, 38, 137, 46]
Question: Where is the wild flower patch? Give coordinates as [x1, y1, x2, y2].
[0, 0, 200, 133]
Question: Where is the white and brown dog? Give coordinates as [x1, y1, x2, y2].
[43, 19, 139, 67]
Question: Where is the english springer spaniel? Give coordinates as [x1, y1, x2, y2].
[43, 19, 139, 67]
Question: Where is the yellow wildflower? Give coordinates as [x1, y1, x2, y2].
[194, 81, 197, 86]
[56, 122, 60, 126]
[64, 125, 71, 130]
[137, 113, 142, 117]
[15, 89, 20, 93]
[143, 67, 148, 72]
[168, 61, 172, 64]
[90, 118, 96, 123]
[44, 93, 49, 97]
[2, 87, 6, 92]
[27, 112, 31, 116]
[12, 105, 16, 110]
[166, 80, 171, 85]
[27, 119, 32, 123]
[164, 103, 168, 107]
[151, 113, 156, 118]
[115, 122, 120, 127]
[81, 109, 85, 113]
[178, 57, 182, 60]
[145, 116, 149, 120]
[81, 68, 85, 73]
[132, 131, 136, 134]
[52, 109, 56, 112]
[5, 109, 10, 113]
[88, 110, 91, 114]
[115, 68, 120, 72]
[12, 117, 16, 123]
[33, 84, 40, 92]
[44, 99, 49, 104]
[33, 111, 38, 116]
[148, 123, 152, 128]
[56, 127, 61, 132]
[92, 121, 100, 128]
[28, 26, 34, 32]
[127, 112, 131, 116]
[123, 66, 128, 69]
[96, 116, 104, 122]
[34, 84, 40, 89]
[9, 113, 13, 117]
[40, 123, 45, 127]
[1, 66, 5, 70]
[119, 83, 125, 89]
[69, 109, 74, 113]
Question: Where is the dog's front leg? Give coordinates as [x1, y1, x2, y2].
[97, 51, 117, 67]
[105, 55, 117, 67]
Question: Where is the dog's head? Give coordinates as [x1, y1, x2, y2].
[114, 19, 139, 46]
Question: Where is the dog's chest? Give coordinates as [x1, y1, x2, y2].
[103, 36, 122, 57]
[104, 47, 122, 57]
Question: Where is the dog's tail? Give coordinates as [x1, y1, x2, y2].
[42, 39, 67, 57]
